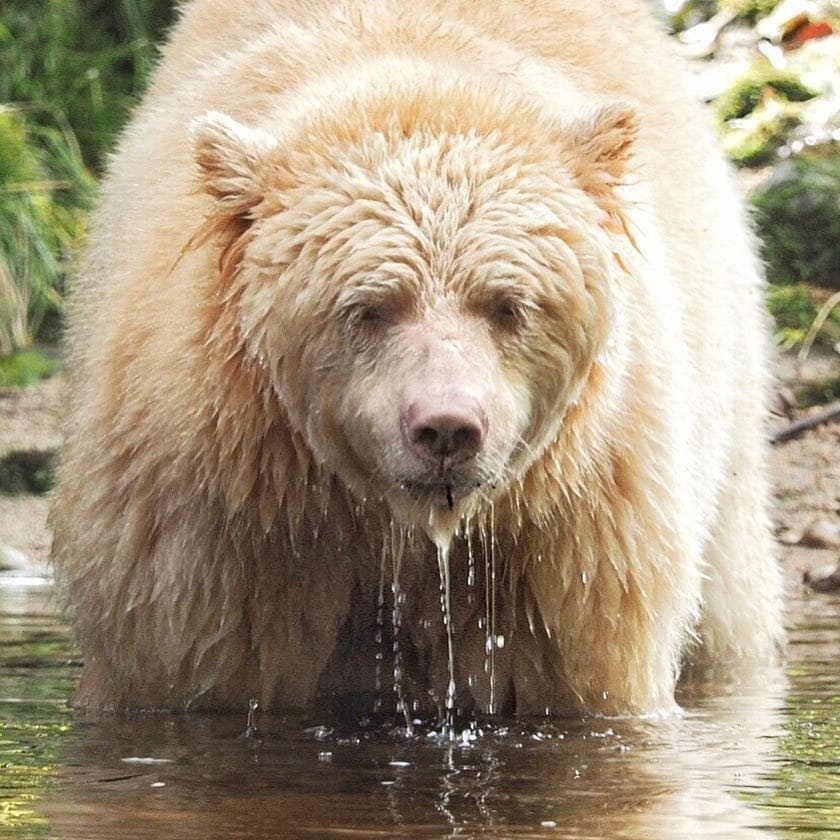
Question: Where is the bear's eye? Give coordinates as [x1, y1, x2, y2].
[343, 302, 392, 337]
[495, 302, 518, 321]
[489, 299, 527, 332]
[358, 306, 387, 324]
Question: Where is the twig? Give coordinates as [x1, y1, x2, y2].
[798, 290, 840, 363]
[772, 401, 840, 444]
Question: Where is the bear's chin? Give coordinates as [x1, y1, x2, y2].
[375, 480, 487, 542]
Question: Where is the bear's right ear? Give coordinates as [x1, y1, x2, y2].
[190, 111, 278, 216]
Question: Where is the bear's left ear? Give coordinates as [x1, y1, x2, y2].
[190, 111, 278, 216]
[562, 102, 639, 202]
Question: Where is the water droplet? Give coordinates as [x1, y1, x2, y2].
[304, 725, 333, 741]
[466, 526, 476, 587]
[243, 697, 260, 738]
[121, 757, 174, 765]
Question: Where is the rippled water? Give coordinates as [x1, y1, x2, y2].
[1, 570, 837, 839]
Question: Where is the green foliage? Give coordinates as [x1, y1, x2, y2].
[0, 0, 176, 170]
[797, 373, 840, 408]
[753, 156, 840, 289]
[0, 349, 58, 387]
[766, 283, 840, 350]
[715, 70, 816, 123]
[0, 449, 56, 495]
[0, 0, 175, 353]
[715, 62, 818, 168]
[719, 0, 782, 22]
[722, 105, 801, 166]
[667, 0, 719, 33]
[0, 106, 94, 354]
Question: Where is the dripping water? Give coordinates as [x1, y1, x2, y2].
[389, 522, 413, 735]
[465, 523, 476, 589]
[434, 536, 457, 742]
[482, 504, 498, 715]
[373, 542, 387, 714]
[426, 504, 462, 742]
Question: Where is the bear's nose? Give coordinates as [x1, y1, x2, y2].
[402, 396, 487, 466]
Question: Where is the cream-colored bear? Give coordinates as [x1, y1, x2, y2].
[52, 0, 783, 716]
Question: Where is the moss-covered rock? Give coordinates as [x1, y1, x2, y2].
[722, 103, 802, 166]
[714, 60, 819, 167]
[714, 68, 817, 122]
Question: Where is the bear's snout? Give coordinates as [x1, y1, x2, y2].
[401, 393, 488, 469]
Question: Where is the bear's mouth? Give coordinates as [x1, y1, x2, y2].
[398, 479, 482, 511]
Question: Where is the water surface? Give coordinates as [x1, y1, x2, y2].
[1, 571, 837, 838]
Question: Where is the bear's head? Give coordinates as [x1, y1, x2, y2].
[190, 89, 638, 536]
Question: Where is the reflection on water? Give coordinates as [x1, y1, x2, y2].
[1, 572, 837, 839]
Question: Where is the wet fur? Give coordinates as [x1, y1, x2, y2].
[52, 0, 783, 715]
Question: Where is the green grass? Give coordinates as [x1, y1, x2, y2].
[0, 0, 176, 171]
[0, 0, 175, 354]
[0, 106, 94, 354]
[766, 284, 840, 352]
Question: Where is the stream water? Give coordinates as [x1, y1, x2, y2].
[1, 566, 837, 839]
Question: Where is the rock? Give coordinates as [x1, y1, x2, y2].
[803, 562, 840, 591]
[799, 518, 840, 548]
[779, 518, 840, 547]
[0, 542, 31, 572]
